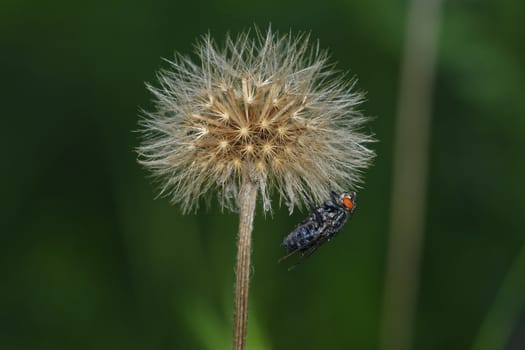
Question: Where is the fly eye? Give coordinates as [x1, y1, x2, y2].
[342, 196, 354, 210]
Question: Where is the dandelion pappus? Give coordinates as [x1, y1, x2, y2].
[280, 191, 357, 270]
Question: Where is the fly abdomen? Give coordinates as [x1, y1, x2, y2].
[282, 223, 319, 252]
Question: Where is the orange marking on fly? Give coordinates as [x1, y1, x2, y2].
[341, 195, 355, 210]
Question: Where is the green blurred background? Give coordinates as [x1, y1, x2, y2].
[2, 0, 524, 349]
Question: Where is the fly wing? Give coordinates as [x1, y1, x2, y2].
[279, 207, 332, 268]
[279, 225, 332, 270]
[284, 235, 331, 271]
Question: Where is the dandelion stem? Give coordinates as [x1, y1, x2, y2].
[232, 180, 257, 350]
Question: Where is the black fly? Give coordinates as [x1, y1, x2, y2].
[280, 191, 357, 270]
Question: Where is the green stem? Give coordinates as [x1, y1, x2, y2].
[379, 0, 443, 349]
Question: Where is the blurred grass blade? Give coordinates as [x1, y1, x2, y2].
[186, 301, 230, 350]
[185, 301, 271, 350]
[471, 244, 525, 350]
[379, 0, 443, 350]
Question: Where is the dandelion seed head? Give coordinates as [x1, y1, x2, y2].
[138, 27, 375, 213]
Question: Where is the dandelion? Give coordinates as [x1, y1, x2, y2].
[137, 27, 375, 350]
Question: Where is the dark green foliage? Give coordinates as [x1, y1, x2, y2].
[1, 0, 524, 349]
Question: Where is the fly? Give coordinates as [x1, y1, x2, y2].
[280, 191, 357, 270]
